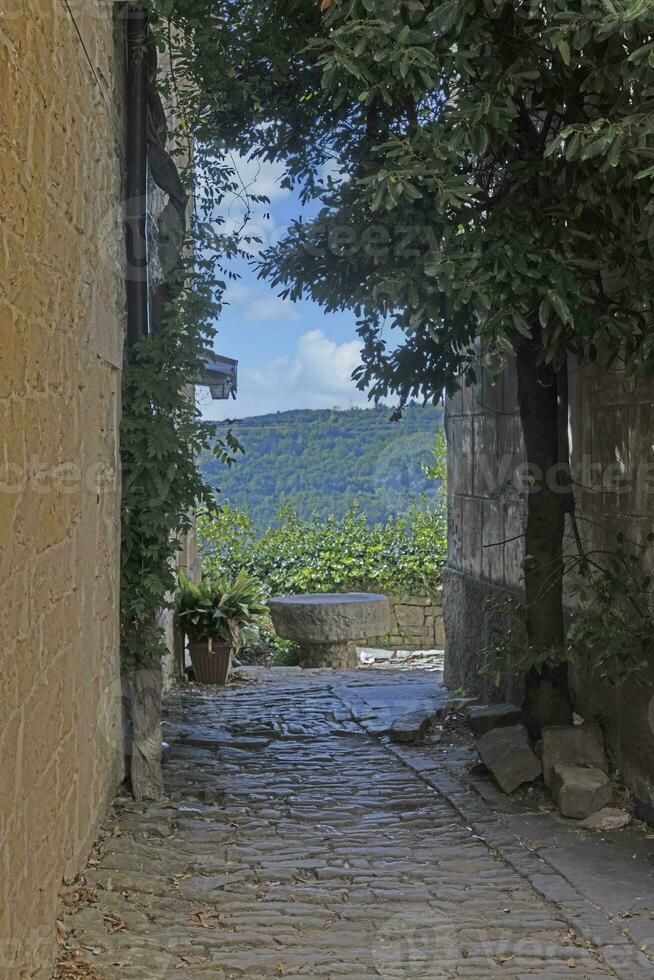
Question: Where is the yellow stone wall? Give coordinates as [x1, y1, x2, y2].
[0, 1, 125, 974]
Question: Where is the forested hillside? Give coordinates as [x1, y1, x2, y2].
[199, 404, 443, 530]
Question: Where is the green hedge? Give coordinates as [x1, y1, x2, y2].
[197, 503, 446, 600]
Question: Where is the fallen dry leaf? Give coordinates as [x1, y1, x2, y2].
[103, 913, 127, 935]
[177, 955, 208, 968]
[189, 907, 226, 929]
[60, 884, 98, 912]
[53, 949, 103, 979]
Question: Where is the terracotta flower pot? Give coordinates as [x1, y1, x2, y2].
[188, 640, 232, 686]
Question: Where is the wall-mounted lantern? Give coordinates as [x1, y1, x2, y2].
[193, 355, 238, 400]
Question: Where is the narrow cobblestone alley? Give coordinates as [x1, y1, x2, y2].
[56, 670, 653, 979]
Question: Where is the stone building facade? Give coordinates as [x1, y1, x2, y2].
[0, 2, 126, 974]
[444, 359, 654, 808]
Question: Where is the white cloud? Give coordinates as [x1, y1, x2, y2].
[201, 329, 376, 420]
[243, 296, 301, 324]
[223, 282, 251, 306]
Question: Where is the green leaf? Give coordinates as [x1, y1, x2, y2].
[544, 134, 563, 158]
[547, 290, 573, 326]
[469, 126, 488, 156]
[539, 299, 551, 329]
[402, 181, 423, 201]
[607, 136, 622, 167]
[511, 312, 531, 337]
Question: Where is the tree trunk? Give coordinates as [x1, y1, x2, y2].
[123, 654, 164, 800]
[515, 334, 572, 735]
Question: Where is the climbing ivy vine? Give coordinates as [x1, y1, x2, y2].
[119, 253, 242, 668]
[119, 4, 252, 669]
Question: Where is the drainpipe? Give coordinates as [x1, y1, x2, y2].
[123, 8, 165, 801]
[125, 7, 149, 345]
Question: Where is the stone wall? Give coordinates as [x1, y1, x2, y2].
[445, 359, 654, 806]
[382, 594, 445, 650]
[0, 2, 125, 975]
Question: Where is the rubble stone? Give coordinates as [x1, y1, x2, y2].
[551, 765, 613, 819]
[541, 724, 608, 787]
[468, 703, 522, 736]
[389, 709, 436, 744]
[477, 725, 542, 794]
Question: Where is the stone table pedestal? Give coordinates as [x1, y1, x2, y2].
[268, 593, 391, 669]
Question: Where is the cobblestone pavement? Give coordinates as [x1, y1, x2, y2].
[56, 669, 650, 979]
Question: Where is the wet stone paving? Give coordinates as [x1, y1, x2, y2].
[56, 668, 648, 978]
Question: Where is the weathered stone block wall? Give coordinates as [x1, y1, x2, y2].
[0, 2, 125, 974]
[382, 594, 445, 650]
[445, 359, 654, 805]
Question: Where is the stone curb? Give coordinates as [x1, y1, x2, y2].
[333, 685, 653, 980]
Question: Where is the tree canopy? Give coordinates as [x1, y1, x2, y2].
[154, 0, 654, 727]
[161, 0, 654, 397]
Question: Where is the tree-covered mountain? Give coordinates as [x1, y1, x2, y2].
[199, 404, 444, 531]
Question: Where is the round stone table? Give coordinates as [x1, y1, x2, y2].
[268, 592, 391, 669]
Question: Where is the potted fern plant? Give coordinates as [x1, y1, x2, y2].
[176, 571, 266, 685]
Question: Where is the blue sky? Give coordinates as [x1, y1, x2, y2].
[199, 154, 387, 422]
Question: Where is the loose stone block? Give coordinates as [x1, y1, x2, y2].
[468, 703, 522, 736]
[389, 709, 438, 744]
[477, 725, 542, 794]
[541, 724, 607, 788]
[550, 765, 613, 819]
